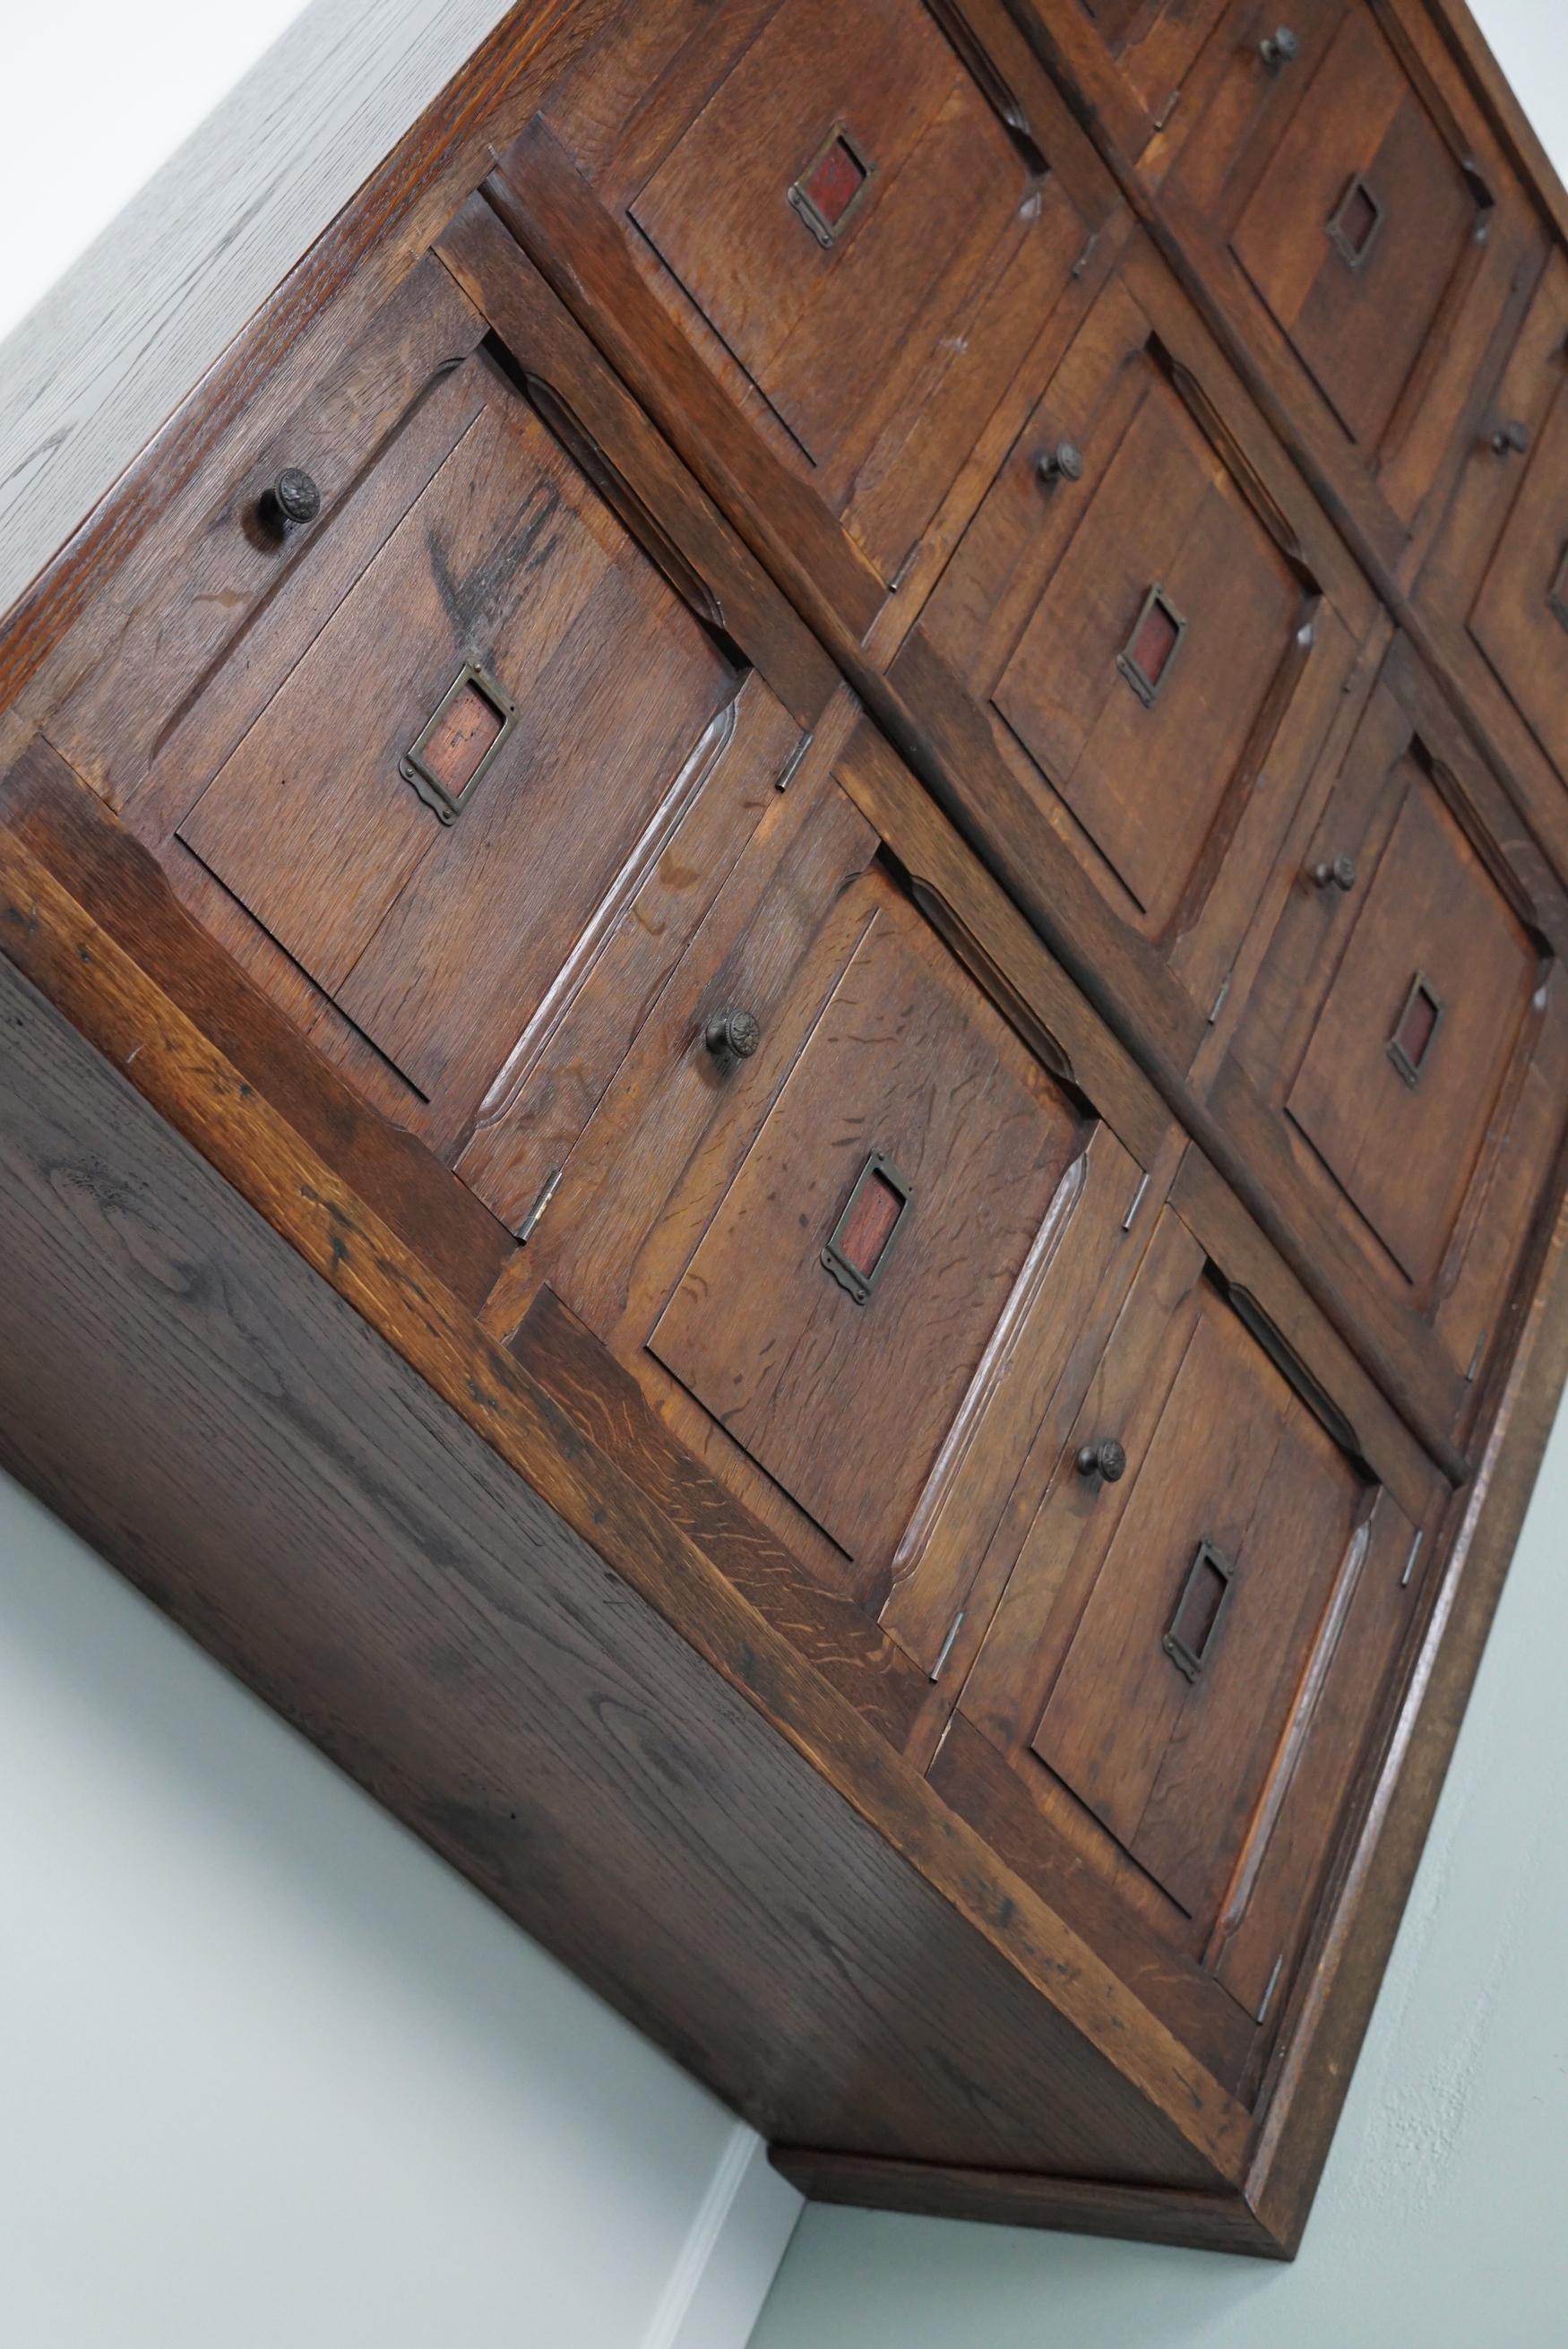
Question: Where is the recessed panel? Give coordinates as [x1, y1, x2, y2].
[179, 363, 742, 1148]
[1470, 371, 1568, 780]
[1286, 760, 1538, 1287]
[992, 364, 1299, 929]
[1231, 6, 1480, 453]
[628, 0, 1031, 471]
[650, 895, 1083, 1587]
[1032, 1284, 1361, 1929]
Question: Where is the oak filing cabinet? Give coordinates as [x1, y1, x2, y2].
[3, 0, 1567, 2258]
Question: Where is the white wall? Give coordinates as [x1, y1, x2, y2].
[0, 1470, 797, 2349]
[752, 9, 1568, 2339]
[0, 6, 799, 2345]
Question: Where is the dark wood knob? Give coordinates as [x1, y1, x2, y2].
[1312, 852, 1357, 893]
[704, 1007, 761, 1060]
[261, 468, 322, 531]
[1038, 441, 1084, 488]
[1076, 1438, 1127, 1483]
[1260, 26, 1300, 66]
[1490, 419, 1530, 456]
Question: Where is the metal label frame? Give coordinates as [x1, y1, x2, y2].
[821, 1148, 912, 1307]
[1163, 1538, 1236, 1684]
[399, 661, 518, 826]
[1116, 583, 1188, 709]
[1387, 969, 1446, 1088]
[788, 122, 877, 251]
[1326, 172, 1386, 272]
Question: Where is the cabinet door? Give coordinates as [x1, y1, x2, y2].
[892, 237, 1368, 1061]
[99, 205, 823, 1239]
[1212, 643, 1568, 1426]
[935, 1201, 1440, 2059]
[1156, 0, 1541, 582]
[524, 747, 1159, 1676]
[495, 0, 1116, 643]
[1418, 254, 1568, 883]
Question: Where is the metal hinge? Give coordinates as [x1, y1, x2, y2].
[518, 1165, 564, 1245]
[1400, 1528, 1426, 1590]
[888, 544, 921, 593]
[776, 732, 813, 791]
[930, 1611, 966, 1683]
[1123, 1170, 1150, 1232]
[1257, 1953, 1285, 2025]
[1071, 229, 1100, 281]
[1465, 1328, 1489, 1384]
[1208, 970, 1233, 1025]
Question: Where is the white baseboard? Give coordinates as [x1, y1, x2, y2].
[641, 2126, 803, 2349]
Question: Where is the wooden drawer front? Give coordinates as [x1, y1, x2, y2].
[895, 246, 1360, 1038]
[943, 1205, 1434, 2042]
[500, 0, 1107, 635]
[97, 209, 831, 1239]
[1158, 0, 1539, 573]
[177, 355, 744, 1127]
[649, 876, 1090, 1594]
[521, 746, 1158, 1668]
[1419, 255, 1568, 879]
[1219, 652, 1568, 1395]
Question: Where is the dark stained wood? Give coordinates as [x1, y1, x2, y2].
[769, 2150, 1288, 2255]
[892, 232, 1371, 1042]
[0, 735, 513, 1315]
[492, 0, 1123, 647]
[1416, 250, 1568, 884]
[1210, 633, 1568, 1448]
[0, 943, 1248, 2188]
[511, 1283, 930, 1747]
[1146, 0, 1543, 595]
[4, 0, 1568, 2264]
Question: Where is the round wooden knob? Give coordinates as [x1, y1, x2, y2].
[262, 468, 322, 531]
[1313, 852, 1357, 894]
[1038, 441, 1084, 488]
[704, 1007, 762, 1060]
[1076, 1438, 1127, 1483]
[1490, 419, 1530, 457]
[1260, 26, 1300, 67]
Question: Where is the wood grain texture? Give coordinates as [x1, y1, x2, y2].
[0, 835, 1251, 2188]
[0, 0, 607, 722]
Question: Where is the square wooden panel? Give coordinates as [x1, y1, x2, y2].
[1213, 641, 1568, 1415]
[98, 216, 824, 1239]
[496, 0, 1116, 640]
[935, 1202, 1439, 2060]
[1418, 252, 1568, 885]
[1153, 0, 1542, 583]
[648, 882, 1090, 1597]
[892, 240, 1367, 1052]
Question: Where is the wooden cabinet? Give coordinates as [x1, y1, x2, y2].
[1208, 635, 1568, 1438]
[3, 0, 1566, 2267]
[491, 0, 1120, 648]
[1419, 252, 1568, 881]
[1005, 0, 1544, 591]
[890, 234, 1374, 1057]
